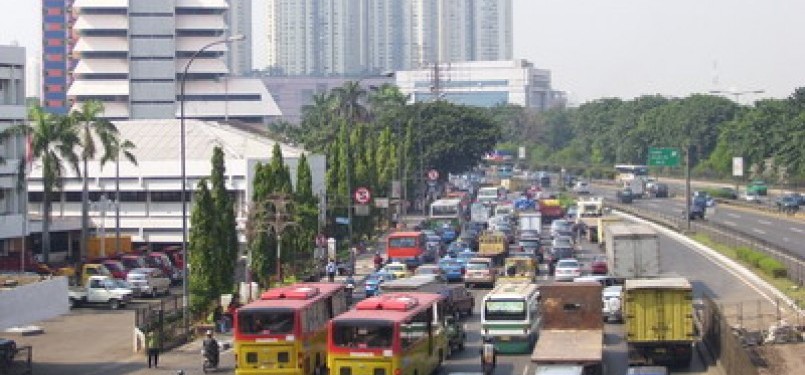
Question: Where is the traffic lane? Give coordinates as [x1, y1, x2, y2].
[631, 196, 805, 257]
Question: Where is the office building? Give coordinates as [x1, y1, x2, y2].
[41, 0, 74, 115]
[395, 60, 565, 110]
[265, 0, 512, 76]
[0, 45, 28, 254]
[226, 0, 253, 75]
[63, 0, 279, 122]
[27, 119, 325, 251]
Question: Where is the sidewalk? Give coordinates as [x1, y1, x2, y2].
[126, 331, 236, 375]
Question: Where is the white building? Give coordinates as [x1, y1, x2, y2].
[27, 120, 326, 250]
[0, 45, 27, 254]
[67, 0, 279, 123]
[226, 0, 253, 76]
[395, 60, 565, 110]
[264, 0, 512, 76]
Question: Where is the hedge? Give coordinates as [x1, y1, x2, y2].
[758, 257, 788, 278]
[736, 247, 765, 267]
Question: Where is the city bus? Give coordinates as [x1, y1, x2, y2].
[387, 231, 427, 268]
[481, 282, 541, 354]
[234, 283, 350, 375]
[429, 198, 463, 241]
[327, 292, 448, 375]
[614, 164, 649, 183]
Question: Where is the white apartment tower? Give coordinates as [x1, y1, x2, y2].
[67, 0, 279, 122]
[265, 0, 512, 76]
[226, 0, 253, 75]
[0, 45, 27, 253]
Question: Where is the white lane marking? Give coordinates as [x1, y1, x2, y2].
[724, 221, 737, 226]
[753, 229, 766, 235]
[727, 213, 741, 218]
[792, 227, 804, 233]
[758, 220, 772, 225]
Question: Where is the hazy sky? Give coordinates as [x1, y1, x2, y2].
[3, 0, 804, 104]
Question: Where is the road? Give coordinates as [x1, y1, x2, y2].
[591, 183, 805, 259]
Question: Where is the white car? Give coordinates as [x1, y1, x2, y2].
[602, 285, 623, 323]
[126, 267, 171, 298]
[554, 259, 582, 281]
[573, 181, 590, 194]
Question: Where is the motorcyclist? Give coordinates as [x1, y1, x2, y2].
[479, 336, 497, 375]
[373, 252, 384, 272]
[344, 273, 355, 305]
[202, 330, 220, 369]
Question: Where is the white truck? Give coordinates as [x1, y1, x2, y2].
[68, 275, 134, 309]
[470, 202, 491, 224]
[604, 224, 660, 279]
[518, 213, 542, 233]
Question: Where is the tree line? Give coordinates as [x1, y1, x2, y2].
[490, 87, 805, 185]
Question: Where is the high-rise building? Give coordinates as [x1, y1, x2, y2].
[61, 0, 279, 122]
[0, 45, 28, 253]
[265, 0, 512, 76]
[41, 0, 73, 115]
[226, 0, 252, 75]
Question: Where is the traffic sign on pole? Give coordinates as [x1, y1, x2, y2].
[647, 147, 680, 167]
[354, 187, 372, 204]
[427, 169, 439, 181]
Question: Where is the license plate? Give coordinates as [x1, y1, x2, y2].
[654, 348, 667, 354]
[499, 336, 510, 341]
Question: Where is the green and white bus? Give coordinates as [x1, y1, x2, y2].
[481, 282, 541, 353]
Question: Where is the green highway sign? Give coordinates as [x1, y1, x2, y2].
[647, 147, 680, 167]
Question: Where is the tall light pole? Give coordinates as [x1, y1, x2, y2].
[179, 34, 245, 333]
[709, 89, 764, 104]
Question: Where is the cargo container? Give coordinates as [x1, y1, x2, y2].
[531, 282, 604, 375]
[623, 278, 695, 367]
[604, 224, 660, 279]
[596, 215, 623, 248]
[518, 213, 542, 233]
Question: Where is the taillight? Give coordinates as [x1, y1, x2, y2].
[394, 369, 402, 375]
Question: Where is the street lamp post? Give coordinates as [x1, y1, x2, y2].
[179, 34, 245, 333]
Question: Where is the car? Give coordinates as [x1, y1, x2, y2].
[438, 258, 466, 282]
[565, 205, 579, 220]
[554, 258, 582, 281]
[650, 183, 669, 198]
[693, 191, 715, 207]
[464, 258, 496, 288]
[0, 338, 17, 366]
[688, 199, 706, 220]
[364, 272, 395, 297]
[602, 285, 624, 323]
[716, 187, 738, 200]
[590, 255, 608, 275]
[447, 241, 471, 258]
[517, 237, 542, 259]
[415, 264, 446, 281]
[573, 181, 590, 194]
[550, 219, 573, 238]
[383, 262, 411, 279]
[126, 267, 171, 298]
[425, 235, 443, 261]
[455, 250, 476, 266]
[551, 236, 574, 249]
[747, 180, 768, 196]
[743, 192, 763, 203]
[573, 275, 619, 287]
[617, 188, 634, 203]
[776, 195, 801, 213]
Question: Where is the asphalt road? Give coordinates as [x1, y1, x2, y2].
[590, 183, 805, 258]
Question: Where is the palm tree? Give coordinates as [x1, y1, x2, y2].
[0, 105, 80, 262]
[368, 83, 410, 114]
[99, 135, 137, 254]
[331, 81, 369, 124]
[71, 100, 120, 260]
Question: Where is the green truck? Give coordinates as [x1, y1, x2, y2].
[623, 278, 696, 367]
[746, 180, 768, 196]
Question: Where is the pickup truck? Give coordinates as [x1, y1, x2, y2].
[126, 267, 171, 297]
[69, 275, 133, 309]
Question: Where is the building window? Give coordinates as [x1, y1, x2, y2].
[151, 191, 183, 202]
[46, 23, 63, 31]
[46, 85, 64, 93]
[46, 69, 64, 77]
[47, 38, 64, 46]
[119, 191, 147, 202]
[46, 54, 63, 62]
[46, 7, 62, 16]
[46, 100, 64, 107]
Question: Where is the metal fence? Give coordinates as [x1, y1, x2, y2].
[0, 345, 32, 375]
[133, 295, 188, 351]
[699, 296, 761, 375]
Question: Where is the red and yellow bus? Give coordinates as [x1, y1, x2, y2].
[386, 231, 427, 268]
[327, 292, 448, 375]
[234, 282, 350, 375]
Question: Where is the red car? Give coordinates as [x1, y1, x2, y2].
[591, 255, 608, 275]
[101, 259, 129, 279]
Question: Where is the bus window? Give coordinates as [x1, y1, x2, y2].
[332, 322, 394, 348]
[389, 237, 416, 248]
[239, 309, 294, 334]
[401, 309, 432, 349]
[484, 299, 526, 321]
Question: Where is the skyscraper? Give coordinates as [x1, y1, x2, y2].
[226, 0, 253, 75]
[57, 0, 278, 122]
[41, 0, 73, 115]
[265, 0, 512, 76]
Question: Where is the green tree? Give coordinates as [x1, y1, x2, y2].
[210, 147, 238, 294]
[332, 81, 369, 124]
[1, 105, 80, 262]
[72, 100, 120, 261]
[188, 180, 216, 314]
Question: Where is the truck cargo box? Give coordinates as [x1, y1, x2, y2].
[605, 224, 660, 278]
[623, 278, 694, 343]
[531, 329, 603, 365]
[539, 282, 603, 330]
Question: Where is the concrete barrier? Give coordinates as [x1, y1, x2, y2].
[0, 276, 69, 330]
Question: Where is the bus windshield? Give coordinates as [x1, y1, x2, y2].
[238, 308, 295, 335]
[485, 299, 526, 321]
[388, 237, 417, 248]
[431, 205, 459, 216]
[332, 321, 395, 349]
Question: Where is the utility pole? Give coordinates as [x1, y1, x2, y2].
[245, 194, 298, 285]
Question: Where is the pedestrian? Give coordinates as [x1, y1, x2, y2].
[326, 259, 337, 282]
[211, 303, 225, 333]
[146, 329, 161, 368]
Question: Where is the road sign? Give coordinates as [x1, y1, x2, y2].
[316, 234, 327, 247]
[647, 147, 680, 167]
[427, 169, 439, 181]
[518, 146, 526, 160]
[732, 157, 744, 177]
[354, 204, 370, 216]
[354, 187, 371, 204]
[335, 217, 350, 225]
[374, 198, 389, 208]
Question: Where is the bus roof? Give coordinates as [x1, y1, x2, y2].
[484, 283, 540, 300]
[388, 231, 422, 238]
[334, 292, 443, 322]
[430, 198, 462, 206]
[242, 282, 345, 310]
[380, 275, 440, 292]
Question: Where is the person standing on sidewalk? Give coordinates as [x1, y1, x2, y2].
[146, 329, 161, 368]
[326, 259, 337, 282]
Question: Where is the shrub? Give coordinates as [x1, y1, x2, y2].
[758, 257, 787, 278]
[736, 247, 765, 267]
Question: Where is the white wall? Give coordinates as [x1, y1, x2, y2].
[0, 276, 69, 330]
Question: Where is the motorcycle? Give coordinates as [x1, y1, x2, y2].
[345, 278, 355, 305]
[202, 349, 219, 373]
